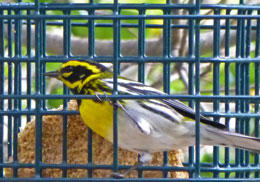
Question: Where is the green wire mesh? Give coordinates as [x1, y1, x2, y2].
[0, 0, 260, 181]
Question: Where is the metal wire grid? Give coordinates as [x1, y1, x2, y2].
[0, 0, 260, 181]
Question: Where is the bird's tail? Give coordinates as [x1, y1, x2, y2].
[201, 125, 260, 153]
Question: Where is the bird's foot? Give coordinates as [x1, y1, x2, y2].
[110, 159, 147, 179]
[94, 92, 110, 103]
[110, 172, 125, 179]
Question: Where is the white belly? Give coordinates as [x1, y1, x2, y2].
[114, 101, 194, 153]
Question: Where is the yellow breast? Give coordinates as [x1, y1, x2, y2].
[79, 99, 113, 141]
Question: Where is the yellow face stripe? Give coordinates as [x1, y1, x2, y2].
[78, 73, 102, 91]
[59, 73, 104, 92]
[59, 77, 81, 89]
[62, 72, 73, 77]
[61, 60, 101, 74]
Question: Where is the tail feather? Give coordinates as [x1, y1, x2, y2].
[203, 126, 260, 153]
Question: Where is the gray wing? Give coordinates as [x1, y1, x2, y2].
[161, 99, 226, 129]
[104, 78, 227, 131]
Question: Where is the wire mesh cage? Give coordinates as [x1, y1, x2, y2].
[1, 0, 260, 181]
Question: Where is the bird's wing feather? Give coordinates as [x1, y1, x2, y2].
[104, 78, 226, 130]
[115, 101, 149, 134]
[161, 99, 226, 129]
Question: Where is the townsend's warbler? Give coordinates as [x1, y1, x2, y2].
[45, 60, 260, 177]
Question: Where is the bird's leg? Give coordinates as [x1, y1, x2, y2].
[111, 161, 144, 179]
[111, 152, 152, 179]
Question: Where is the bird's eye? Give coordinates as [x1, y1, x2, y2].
[79, 74, 85, 79]
[65, 66, 74, 73]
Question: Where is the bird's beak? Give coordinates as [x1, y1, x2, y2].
[44, 71, 60, 79]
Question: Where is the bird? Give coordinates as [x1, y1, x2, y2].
[45, 60, 260, 178]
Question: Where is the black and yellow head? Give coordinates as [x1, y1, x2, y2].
[45, 60, 109, 93]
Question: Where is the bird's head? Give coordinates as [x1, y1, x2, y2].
[45, 60, 109, 93]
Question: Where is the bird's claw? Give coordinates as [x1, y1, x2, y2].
[94, 92, 111, 103]
[94, 92, 120, 106]
[94, 92, 102, 102]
